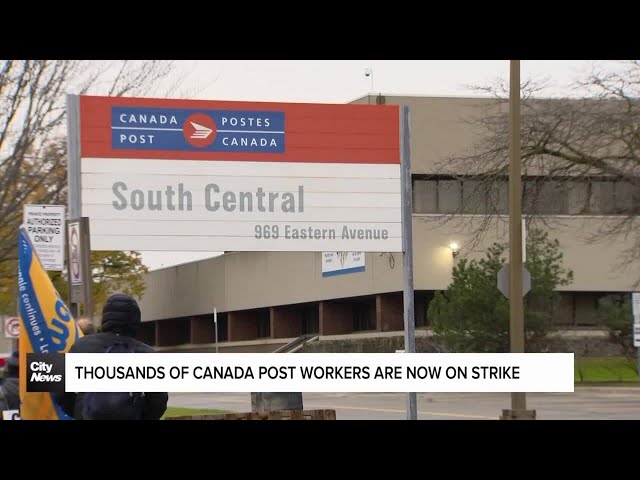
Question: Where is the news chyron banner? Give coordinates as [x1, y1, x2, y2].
[74, 96, 401, 253]
[25, 352, 575, 394]
[17, 227, 82, 420]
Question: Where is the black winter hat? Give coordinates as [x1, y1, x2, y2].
[101, 293, 141, 334]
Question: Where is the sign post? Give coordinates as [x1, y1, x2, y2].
[66, 218, 93, 321]
[400, 106, 417, 421]
[632, 293, 640, 382]
[214, 307, 219, 354]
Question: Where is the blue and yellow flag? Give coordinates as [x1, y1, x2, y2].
[17, 226, 83, 420]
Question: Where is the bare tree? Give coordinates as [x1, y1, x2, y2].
[427, 60, 640, 269]
[0, 60, 185, 278]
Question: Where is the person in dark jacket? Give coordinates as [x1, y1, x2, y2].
[0, 348, 20, 412]
[55, 293, 168, 420]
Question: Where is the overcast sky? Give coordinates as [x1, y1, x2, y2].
[139, 60, 623, 270]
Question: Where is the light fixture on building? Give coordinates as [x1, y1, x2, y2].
[449, 242, 460, 258]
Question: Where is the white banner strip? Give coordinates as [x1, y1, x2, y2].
[64, 353, 574, 393]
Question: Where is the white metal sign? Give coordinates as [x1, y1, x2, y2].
[23, 204, 65, 271]
[2, 410, 20, 420]
[68, 221, 83, 285]
[632, 293, 640, 323]
[4, 317, 19, 339]
[632, 293, 640, 348]
[522, 218, 526, 263]
[322, 252, 365, 277]
[70, 96, 402, 253]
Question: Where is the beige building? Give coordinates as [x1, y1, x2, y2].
[133, 95, 637, 351]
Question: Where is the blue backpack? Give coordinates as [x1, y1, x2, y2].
[80, 341, 146, 420]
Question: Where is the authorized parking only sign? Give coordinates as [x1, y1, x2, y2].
[23, 204, 65, 271]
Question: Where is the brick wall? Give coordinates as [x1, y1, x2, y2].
[270, 307, 303, 339]
[376, 293, 404, 332]
[319, 301, 353, 336]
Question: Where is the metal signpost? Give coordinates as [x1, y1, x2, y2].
[400, 106, 417, 420]
[65, 217, 93, 320]
[214, 307, 219, 354]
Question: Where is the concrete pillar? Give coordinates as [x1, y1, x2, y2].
[270, 307, 303, 339]
[319, 301, 352, 336]
[376, 293, 404, 332]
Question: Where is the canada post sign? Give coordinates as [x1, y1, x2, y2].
[72, 95, 401, 253]
[112, 107, 285, 153]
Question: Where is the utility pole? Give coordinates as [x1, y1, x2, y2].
[501, 60, 536, 420]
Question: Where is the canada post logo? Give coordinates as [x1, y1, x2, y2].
[111, 107, 285, 153]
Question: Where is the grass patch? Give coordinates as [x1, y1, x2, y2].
[162, 407, 228, 419]
[575, 357, 638, 383]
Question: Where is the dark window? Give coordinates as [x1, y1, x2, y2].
[412, 175, 636, 216]
[438, 180, 462, 213]
[412, 179, 437, 213]
[613, 181, 638, 214]
[538, 180, 568, 214]
[488, 180, 508, 214]
[462, 179, 489, 214]
[568, 181, 589, 215]
[590, 180, 615, 214]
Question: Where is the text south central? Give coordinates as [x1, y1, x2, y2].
[111, 182, 304, 213]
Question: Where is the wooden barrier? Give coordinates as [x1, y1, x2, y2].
[166, 409, 336, 420]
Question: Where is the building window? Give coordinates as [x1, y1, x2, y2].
[412, 179, 437, 214]
[412, 175, 640, 217]
[462, 179, 489, 215]
[488, 181, 508, 214]
[438, 180, 462, 214]
[589, 180, 616, 214]
[568, 181, 589, 214]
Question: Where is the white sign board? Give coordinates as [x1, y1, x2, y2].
[322, 252, 365, 277]
[2, 410, 20, 420]
[522, 218, 526, 263]
[23, 204, 65, 271]
[73, 96, 402, 253]
[4, 317, 19, 339]
[632, 293, 640, 322]
[68, 221, 83, 285]
[632, 293, 640, 348]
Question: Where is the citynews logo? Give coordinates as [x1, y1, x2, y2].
[26, 353, 65, 393]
